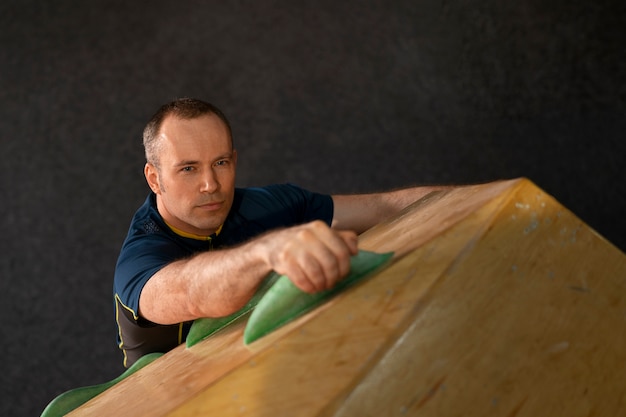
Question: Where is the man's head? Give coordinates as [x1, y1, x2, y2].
[143, 98, 233, 168]
[143, 98, 238, 237]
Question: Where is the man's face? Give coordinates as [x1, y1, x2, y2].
[145, 113, 237, 236]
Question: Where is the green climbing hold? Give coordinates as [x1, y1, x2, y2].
[40, 352, 163, 417]
[243, 250, 393, 345]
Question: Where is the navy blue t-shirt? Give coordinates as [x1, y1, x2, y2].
[113, 184, 333, 366]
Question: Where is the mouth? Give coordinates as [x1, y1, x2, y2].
[197, 201, 224, 211]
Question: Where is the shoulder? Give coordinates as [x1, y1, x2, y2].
[233, 184, 333, 216]
[127, 193, 166, 236]
[226, 184, 333, 231]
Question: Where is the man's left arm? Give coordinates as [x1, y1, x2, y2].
[331, 185, 453, 234]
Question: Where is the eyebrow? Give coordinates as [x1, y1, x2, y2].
[173, 153, 234, 167]
[174, 160, 200, 167]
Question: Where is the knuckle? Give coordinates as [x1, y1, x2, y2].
[296, 228, 314, 242]
[308, 220, 327, 233]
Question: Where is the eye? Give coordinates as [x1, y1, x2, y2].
[215, 159, 229, 167]
[180, 166, 195, 172]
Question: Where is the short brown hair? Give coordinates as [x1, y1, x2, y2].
[143, 98, 233, 167]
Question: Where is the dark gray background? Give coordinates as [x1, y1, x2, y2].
[1, 1, 624, 415]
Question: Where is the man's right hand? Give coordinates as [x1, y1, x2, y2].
[260, 220, 359, 293]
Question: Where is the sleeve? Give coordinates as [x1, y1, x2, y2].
[113, 232, 188, 321]
[258, 183, 334, 225]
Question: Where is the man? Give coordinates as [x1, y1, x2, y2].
[114, 98, 447, 367]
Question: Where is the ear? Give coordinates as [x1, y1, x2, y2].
[144, 163, 162, 194]
[232, 149, 238, 167]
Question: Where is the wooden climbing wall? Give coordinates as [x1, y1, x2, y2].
[68, 178, 626, 416]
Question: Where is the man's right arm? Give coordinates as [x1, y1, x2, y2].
[138, 220, 358, 325]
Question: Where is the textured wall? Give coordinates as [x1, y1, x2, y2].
[1, 1, 624, 415]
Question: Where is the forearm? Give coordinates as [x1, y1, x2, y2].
[331, 185, 453, 233]
[139, 238, 273, 325]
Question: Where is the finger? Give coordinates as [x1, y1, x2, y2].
[286, 256, 326, 293]
[287, 266, 317, 293]
[280, 222, 341, 290]
[273, 239, 327, 293]
[338, 230, 359, 254]
[312, 227, 358, 281]
[296, 240, 339, 291]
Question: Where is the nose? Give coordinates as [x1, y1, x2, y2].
[200, 168, 219, 193]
